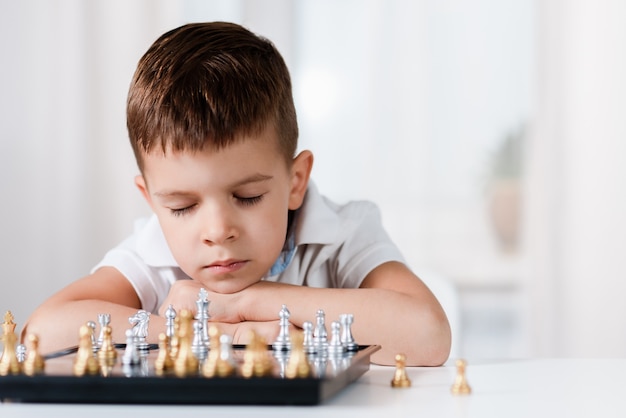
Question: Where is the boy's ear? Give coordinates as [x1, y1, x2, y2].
[134, 175, 153, 208]
[288, 150, 314, 210]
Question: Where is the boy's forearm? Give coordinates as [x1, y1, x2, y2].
[237, 281, 451, 366]
[22, 300, 166, 354]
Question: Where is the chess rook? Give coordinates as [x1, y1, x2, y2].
[340, 314, 358, 351]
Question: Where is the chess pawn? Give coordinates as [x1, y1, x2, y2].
[86, 320, 98, 353]
[73, 324, 99, 376]
[327, 321, 346, 355]
[23, 334, 45, 376]
[202, 325, 222, 378]
[169, 316, 180, 358]
[122, 329, 140, 366]
[154, 333, 174, 375]
[285, 331, 311, 379]
[272, 304, 291, 351]
[97, 325, 117, 368]
[391, 353, 411, 388]
[174, 310, 199, 377]
[165, 304, 176, 340]
[191, 320, 208, 360]
[241, 330, 272, 378]
[0, 311, 21, 376]
[313, 309, 328, 353]
[302, 321, 315, 354]
[16, 344, 27, 363]
[215, 334, 236, 377]
[97, 313, 111, 347]
[451, 359, 472, 395]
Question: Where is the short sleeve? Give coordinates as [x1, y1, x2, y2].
[333, 201, 406, 288]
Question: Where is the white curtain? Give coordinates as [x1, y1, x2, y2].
[6, 0, 622, 360]
[526, 0, 626, 357]
[0, 0, 296, 327]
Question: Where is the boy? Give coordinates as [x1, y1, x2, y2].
[23, 22, 450, 366]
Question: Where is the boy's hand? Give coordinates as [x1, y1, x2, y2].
[158, 279, 247, 323]
[158, 279, 205, 317]
[216, 320, 282, 346]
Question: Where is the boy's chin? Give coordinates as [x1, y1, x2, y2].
[199, 277, 258, 295]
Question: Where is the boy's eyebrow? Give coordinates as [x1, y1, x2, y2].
[153, 173, 274, 198]
[230, 173, 274, 188]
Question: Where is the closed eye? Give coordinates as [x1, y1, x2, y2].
[235, 194, 264, 207]
[170, 204, 197, 217]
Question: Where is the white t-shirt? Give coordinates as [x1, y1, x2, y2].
[92, 182, 405, 313]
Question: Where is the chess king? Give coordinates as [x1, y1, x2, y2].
[21, 21, 451, 366]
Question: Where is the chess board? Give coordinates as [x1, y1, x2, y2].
[0, 344, 380, 405]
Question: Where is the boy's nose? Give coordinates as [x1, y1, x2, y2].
[201, 207, 238, 244]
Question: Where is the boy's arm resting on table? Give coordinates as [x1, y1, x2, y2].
[232, 261, 451, 367]
[23, 262, 451, 365]
[21, 267, 165, 354]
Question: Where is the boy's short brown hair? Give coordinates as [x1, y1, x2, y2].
[127, 22, 298, 171]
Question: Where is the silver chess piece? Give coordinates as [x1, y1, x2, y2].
[191, 320, 208, 360]
[86, 320, 98, 353]
[272, 304, 291, 351]
[165, 304, 176, 339]
[218, 334, 236, 373]
[16, 344, 26, 363]
[313, 309, 328, 354]
[340, 313, 358, 351]
[97, 313, 111, 348]
[327, 320, 346, 355]
[302, 321, 315, 354]
[195, 288, 211, 346]
[122, 329, 140, 366]
[129, 310, 151, 353]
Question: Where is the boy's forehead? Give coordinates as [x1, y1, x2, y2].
[146, 122, 282, 156]
[139, 127, 289, 178]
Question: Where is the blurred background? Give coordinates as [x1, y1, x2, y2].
[1, 0, 624, 360]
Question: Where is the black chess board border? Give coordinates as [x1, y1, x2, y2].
[0, 345, 380, 405]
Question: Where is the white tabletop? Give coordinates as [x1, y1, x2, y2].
[2, 358, 624, 418]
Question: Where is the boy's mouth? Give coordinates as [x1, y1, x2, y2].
[205, 259, 248, 274]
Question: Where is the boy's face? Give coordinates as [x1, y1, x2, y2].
[135, 126, 312, 294]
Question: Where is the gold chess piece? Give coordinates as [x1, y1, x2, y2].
[97, 325, 117, 368]
[202, 325, 222, 378]
[23, 334, 45, 376]
[241, 330, 273, 378]
[0, 310, 21, 376]
[73, 324, 99, 376]
[155, 333, 174, 375]
[451, 359, 472, 395]
[391, 353, 411, 388]
[285, 330, 311, 379]
[169, 316, 180, 358]
[214, 334, 236, 377]
[173, 310, 199, 377]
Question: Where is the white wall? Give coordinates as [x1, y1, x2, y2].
[1, 0, 623, 359]
[526, 0, 626, 357]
